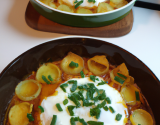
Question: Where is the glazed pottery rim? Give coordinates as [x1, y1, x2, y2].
[34, 0, 136, 16]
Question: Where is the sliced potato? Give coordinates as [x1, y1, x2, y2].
[130, 109, 153, 125]
[40, 0, 53, 5]
[15, 79, 42, 101]
[49, 2, 56, 8]
[110, 0, 124, 4]
[9, 102, 32, 125]
[116, 1, 128, 8]
[57, 4, 74, 13]
[60, 52, 84, 75]
[36, 63, 62, 84]
[97, 2, 114, 13]
[76, 8, 93, 14]
[87, 55, 109, 76]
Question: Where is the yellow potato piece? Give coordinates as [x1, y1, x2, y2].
[116, 1, 128, 8]
[57, 4, 74, 13]
[60, 52, 84, 75]
[110, 0, 125, 4]
[49, 2, 56, 8]
[36, 63, 62, 84]
[97, 2, 114, 13]
[76, 8, 93, 14]
[40, 0, 53, 5]
[9, 102, 32, 125]
[15, 79, 42, 101]
[87, 55, 109, 76]
[130, 109, 153, 125]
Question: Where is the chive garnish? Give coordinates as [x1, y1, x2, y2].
[83, 99, 94, 107]
[79, 118, 87, 125]
[67, 105, 76, 116]
[68, 94, 81, 108]
[48, 75, 53, 81]
[115, 113, 122, 121]
[74, 0, 78, 3]
[135, 91, 140, 101]
[117, 73, 127, 79]
[71, 82, 77, 92]
[56, 103, 63, 111]
[75, 0, 83, 9]
[70, 117, 76, 125]
[109, 106, 115, 113]
[88, 0, 96, 3]
[42, 75, 51, 84]
[27, 113, 34, 122]
[63, 99, 68, 105]
[74, 117, 79, 121]
[50, 115, 57, 125]
[69, 61, 79, 68]
[60, 83, 68, 92]
[80, 71, 85, 78]
[97, 80, 106, 86]
[90, 106, 101, 119]
[98, 90, 106, 100]
[99, 100, 106, 108]
[90, 75, 96, 82]
[96, 78, 99, 81]
[114, 76, 125, 84]
[105, 97, 111, 104]
[103, 106, 109, 111]
[38, 105, 44, 113]
[87, 121, 104, 125]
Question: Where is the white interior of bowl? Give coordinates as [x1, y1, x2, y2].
[35, 0, 136, 16]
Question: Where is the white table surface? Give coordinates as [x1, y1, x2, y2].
[0, 0, 160, 81]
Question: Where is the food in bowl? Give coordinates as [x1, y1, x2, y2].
[39, 0, 128, 14]
[5, 52, 154, 125]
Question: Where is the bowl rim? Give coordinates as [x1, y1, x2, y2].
[34, 0, 136, 16]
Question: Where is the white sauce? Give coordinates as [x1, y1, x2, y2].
[40, 77, 128, 125]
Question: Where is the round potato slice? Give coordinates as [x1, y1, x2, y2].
[130, 109, 153, 125]
[60, 52, 84, 75]
[97, 2, 114, 13]
[15, 79, 42, 101]
[9, 102, 32, 125]
[57, 4, 74, 13]
[87, 55, 109, 76]
[76, 8, 93, 14]
[36, 63, 62, 84]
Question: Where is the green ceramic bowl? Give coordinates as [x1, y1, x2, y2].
[30, 0, 136, 27]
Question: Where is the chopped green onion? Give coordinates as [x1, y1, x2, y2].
[79, 118, 87, 125]
[97, 81, 106, 86]
[71, 82, 77, 92]
[48, 75, 53, 81]
[135, 91, 140, 101]
[99, 100, 106, 108]
[88, 0, 96, 3]
[38, 105, 44, 113]
[78, 84, 88, 90]
[50, 115, 57, 125]
[105, 97, 111, 104]
[69, 61, 79, 68]
[114, 76, 125, 84]
[74, 117, 79, 121]
[138, 124, 141, 125]
[67, 105, 76, 116]
[42, 75, 51, 84]
[27, 113, 34, 122]
[90, 106, 101, 119]
[87, 121, 104, 125]
[98, 89, 106, 100]
[74, 0, 78, 3]
[63, 99, 68, 105]
[83, 99, 94, 107]
[96, 78, 99, 81]
[103, 106, 109, 111]
[68, 94, 81, 108]
[75, 0, 83, 9]
[115, 113, 122, 121]
[70, 117, 76, 125]
[80, 71, 85, 78]
[68, 80, 77, 84]
[117, 73, 127, 79]
[109, 106, 115, 113]
[90, 75, 96, 82]
[60, 83, 68, 92]
[56, 103, 63, 111]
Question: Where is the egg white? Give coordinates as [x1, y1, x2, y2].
[40, 77, 128, 125]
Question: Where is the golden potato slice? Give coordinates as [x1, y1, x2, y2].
[87, 55, 109, 76]
[60, 52, 84, 75]
[57, 4, 74, 13]
[49, 2, 56, 8]
[40, 0, 53, 5]
[116, 1, 128, 8]
[15, 79, 42, 101]
[130, 109, 153, 125]
[36, 63, 62, 84]
[110, 0, 124, 4]
[97, 2, 114, 13]
[9, 102, 32, 125]
[110, 63, 129, 85]
[76, 8, 93, 14]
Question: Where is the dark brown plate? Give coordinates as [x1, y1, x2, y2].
[0, 37, 160, 124]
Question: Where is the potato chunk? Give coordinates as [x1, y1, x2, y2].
[110, 0, 124, 4]
[97, 2, 114, 13]
[130, 109, 153, 125]
[36, 63, 62, 84]
[57, 4, 74, 13]
[76, 8, 93, 14]
[60, 52, 84, 75]
[87, 55, 109, 76]
[9, 102, 32, 125]
[15, 79, 42, 101]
